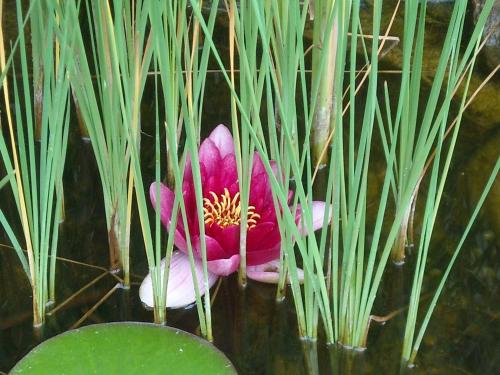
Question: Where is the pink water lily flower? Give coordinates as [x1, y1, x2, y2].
[139, 124, 328, 309]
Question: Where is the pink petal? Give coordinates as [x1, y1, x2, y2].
[191, 234, 229, 260]
[251, 155, 278, 189]
[246, 222, 279, 252]
[139, 251, 218, 309]
[207, 254, 240, 276]
[249, 173, 267, 209]
[182, 157, 194, 193]
[221, 154, 239, 194]
[209, 224, 240, 256]
[192, 233, 241, 275]
[251, 152, 266, 176]
[249, 153, 279, 220]
[246, 259, 304, 284]
[249, 173, 275, 221]
[295, 201, 331, 236]
[150, 182, 174, 228]
[201, 164, 219, 197]
[150, 183, 188, 251]
[208, 124, 235, 158]
[180, 188, 197, 233]
[198, 139, 222, 182]
[270, 160, 279, 180]
[246, 242, 281, 266]
[173, 232, 188, 252]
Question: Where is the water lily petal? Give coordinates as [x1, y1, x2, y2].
[210, 224, 240, 256]
[182, 157, 194, 193]
[221, 154, 239, 195]
[270, 160, 278, 179]
[249, 154, 282, 221]
[295, 201, 331, 236]
[251, 154, 279, 184]
[179, 187, 199, 235]
[246, 222, 279, 252]
[251, 151, 266, 176]
[150, 183, 188, 251]
[246, 259, 304, 284]
[199, 139, 222, 184]
[192, 234, 229, 260]
[207, 254, 240, 276]
[139, 251, 218, 309]
[150, 182, 174, 227]
[250, 153, 269, 202]
[246, 242, 281, 266]
[208, 124, 234, 158]
[249, 174, 277, 223]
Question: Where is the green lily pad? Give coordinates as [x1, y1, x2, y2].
[10, 322, 236, 375]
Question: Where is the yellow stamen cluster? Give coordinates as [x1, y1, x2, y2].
[203, 188, 260, 229]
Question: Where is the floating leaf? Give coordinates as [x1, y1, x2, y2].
[11, 322, 236, 374]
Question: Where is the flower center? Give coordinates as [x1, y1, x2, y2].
[203, 188, 260, 229]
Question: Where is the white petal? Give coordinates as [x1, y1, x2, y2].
[139, 251, 218, 309]
[296, 201, 332, 236]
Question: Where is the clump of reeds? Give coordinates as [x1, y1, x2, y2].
[192, 0, 498, 359]
[66, 0, 154, 287]
[0, 0, 73, 325]
[399, 0, 498, 365]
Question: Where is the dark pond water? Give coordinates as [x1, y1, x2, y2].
[1, 1, 499, 374]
